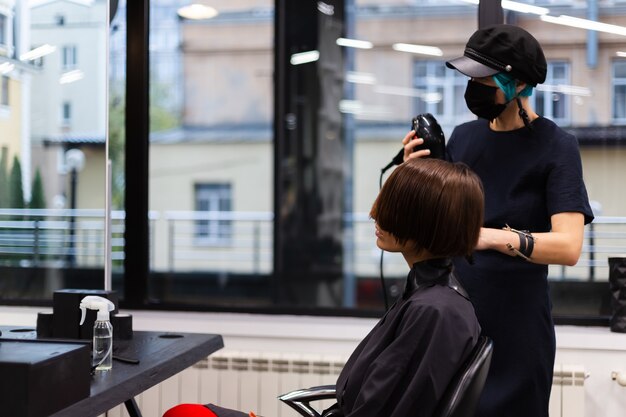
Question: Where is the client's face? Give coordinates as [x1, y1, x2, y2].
[375, 223, 414, 254]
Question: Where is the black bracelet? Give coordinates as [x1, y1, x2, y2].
[524, 232, 535, 258]
[503, 224, 535, 261]
[518, 231, 527, 255]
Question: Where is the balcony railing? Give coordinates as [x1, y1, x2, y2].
[1, 209, 625, 281]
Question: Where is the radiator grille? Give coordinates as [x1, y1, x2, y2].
[102, 351, 346, 417]
[102, 354, 585, 417]
[550, 364, 587, 417]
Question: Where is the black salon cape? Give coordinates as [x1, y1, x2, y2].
[447, 117, 594, 417]
[334, 259, 480, 417]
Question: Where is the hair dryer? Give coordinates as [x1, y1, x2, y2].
[382, 113, 446, 173]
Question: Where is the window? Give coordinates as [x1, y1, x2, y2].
[62, 45, 77, 70]
[3, 0, 625, 324]
[194, 183, 232, 243]
[29, 44, 45, 67]
[61, 101, 71, 125]
[0, 0, 106, 301]
[413, 61, 474, 129]
[613, 60, 626, 124]
[1, 76, 8, 106]
[0, 14, 6, 47]
[534, 61, 570, 125]
[148, 0, 273, 282]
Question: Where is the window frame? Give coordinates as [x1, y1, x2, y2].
[0, 0, 611, 327]
[612, 59, 626, 125]
[1, 75, 8, 106]
[533, 60, 571, 125]
[193, 183, 233, 246]
[62, 44, 77, 70]
[61, 101, 71, 126]
[412, 60, 475, 128]
[119, 0, 611, 325]
[0, 13, 6, 47]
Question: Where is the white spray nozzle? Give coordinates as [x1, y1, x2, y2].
[79, 296, 115, 324]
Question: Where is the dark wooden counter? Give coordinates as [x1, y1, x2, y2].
[0, 325, 224, 417]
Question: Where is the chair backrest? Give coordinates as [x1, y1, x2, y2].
[434, 336, 494, 417]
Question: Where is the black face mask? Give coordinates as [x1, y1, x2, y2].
[464, 80, 507, 121]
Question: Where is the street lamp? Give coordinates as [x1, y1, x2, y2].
[65, 148, 85, 266]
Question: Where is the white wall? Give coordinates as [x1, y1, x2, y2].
[2, 306, 626, 417]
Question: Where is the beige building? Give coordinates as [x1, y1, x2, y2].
[147, 2, 626, 275]
[29, 0, 108, 210]
[0, 0, 27, 191]
[0, 73, 22, 167]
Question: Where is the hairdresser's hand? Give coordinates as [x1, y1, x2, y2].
[402, 130, 431, 161]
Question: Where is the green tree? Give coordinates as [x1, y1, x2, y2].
[0, 148, 8, 208]
[9, 156, 24, 221]
[30, 168, 46, 209]
[29, 168, 47, 261]
[150, 81, 180, 132]
[108, 82, 179, 210]
[9, 156, 24, 209]
[109, 92, 126, 209]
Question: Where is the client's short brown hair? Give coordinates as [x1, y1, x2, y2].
[370, 158, 484, 257]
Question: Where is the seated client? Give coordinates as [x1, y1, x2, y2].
[164, 157, 485, 417]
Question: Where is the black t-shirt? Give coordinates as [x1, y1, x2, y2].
[448, 117, 593, 233]
[445, 117, 594, 417]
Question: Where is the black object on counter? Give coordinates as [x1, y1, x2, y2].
[112, 313, 133, 340]
[51, 289, 119, 339]
[36, 311, 54, 338]
[0, 340, 91, 417]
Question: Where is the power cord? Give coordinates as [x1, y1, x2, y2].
[378, 168, 389, 311]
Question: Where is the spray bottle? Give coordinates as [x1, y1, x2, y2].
[79, 296, 115, 371]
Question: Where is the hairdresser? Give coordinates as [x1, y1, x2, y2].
[403, 24, 594, 417]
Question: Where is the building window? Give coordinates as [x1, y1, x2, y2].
[194, 183, 232, 243]
[412, 60, 473, 128]
[61, 101, 71, 125]
[534, 61, 570, 125]
[612, 60, 626, 124]
[0, 14, 6, 48]
[30, 44, 45, 67]
[1, 76, 8, 106]
[62, 45, 77, 70]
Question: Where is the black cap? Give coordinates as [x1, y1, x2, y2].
[446, 24, 547, 86]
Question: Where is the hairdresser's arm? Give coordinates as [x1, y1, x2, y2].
[476, 212, 586, 266]
[402, 130, 431, 160]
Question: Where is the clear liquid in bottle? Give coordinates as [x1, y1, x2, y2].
[93, 320, 113, 371]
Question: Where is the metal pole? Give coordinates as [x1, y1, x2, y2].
[168, 219, 174, 272]
[589, 222, 595, 281]
[253, 222, 260, 275]
[342, 0, 356, 308]
[34, 220, 40, 266]
[68, 167, 77, 266]
[105, 159, 112, 291]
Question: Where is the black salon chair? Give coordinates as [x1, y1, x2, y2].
[279, 336, 493, 417]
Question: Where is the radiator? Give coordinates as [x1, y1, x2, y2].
[102, 351, 346, 417]
[103, 353, 586, 417]
[550, 364, 586, 417]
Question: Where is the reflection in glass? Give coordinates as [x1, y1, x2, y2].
[162, 0, 623, 314]
[147, 0, 274, 305]
[1, 0, 620, 316]
[0, 0, 108, 300]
